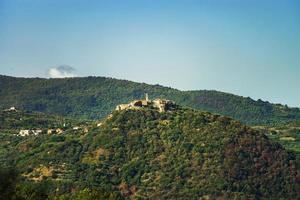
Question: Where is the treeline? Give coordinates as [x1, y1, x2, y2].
[1, 75, 300, 125]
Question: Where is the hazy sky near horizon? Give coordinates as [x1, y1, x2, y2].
[0, 0, 300, 106]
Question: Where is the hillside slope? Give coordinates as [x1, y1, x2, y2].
[0, 106, 299, 199]
[1, 75, 300, 125]
[0, 109, 80, 131]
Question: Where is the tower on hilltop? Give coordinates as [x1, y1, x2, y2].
[145, 93, 149, 101]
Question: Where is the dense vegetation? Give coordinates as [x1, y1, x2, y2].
[0, 109, 80, 132]
[254, 121, 300, 165]
[1, 75, 300, 125]
[0, 106, 299, 199]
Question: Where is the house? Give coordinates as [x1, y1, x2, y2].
[47, 129, 56, 134]
[83, 127, 89, 133]
[32, 129, 43, 136]
[4, 107, 17, 112]
[19, 130, 31, 137]
[56, 128, 63, 134]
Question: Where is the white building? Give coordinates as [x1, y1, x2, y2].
[5, 107, 17, 112]
[18, 130, 31, 137]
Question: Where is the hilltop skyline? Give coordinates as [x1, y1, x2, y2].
[1, 0, 300, 106]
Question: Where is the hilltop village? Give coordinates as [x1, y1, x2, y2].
[3, 95, 177, 137]
[116, 93, 177, 112]
[0, 107, 92, 137]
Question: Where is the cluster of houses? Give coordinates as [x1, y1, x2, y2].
[73, 126, 89, 133]
[2, 106, 92, 137]
[115, 93, 177, 112]
[17, 126, 89, 137]
[18, 129, 43, 137]
[18, 128, 64, 137]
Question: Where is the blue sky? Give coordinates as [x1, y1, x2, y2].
[0, 0, 300, 106]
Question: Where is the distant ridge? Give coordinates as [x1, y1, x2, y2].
[1, 74, 300, 125]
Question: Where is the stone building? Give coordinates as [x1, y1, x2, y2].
[115, 94, 176, 112]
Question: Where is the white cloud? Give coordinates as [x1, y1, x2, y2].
[47, 65, 76, 78]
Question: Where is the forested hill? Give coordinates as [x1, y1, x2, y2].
[0, 106, 299, 199]
[1, 75, 300, 125]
